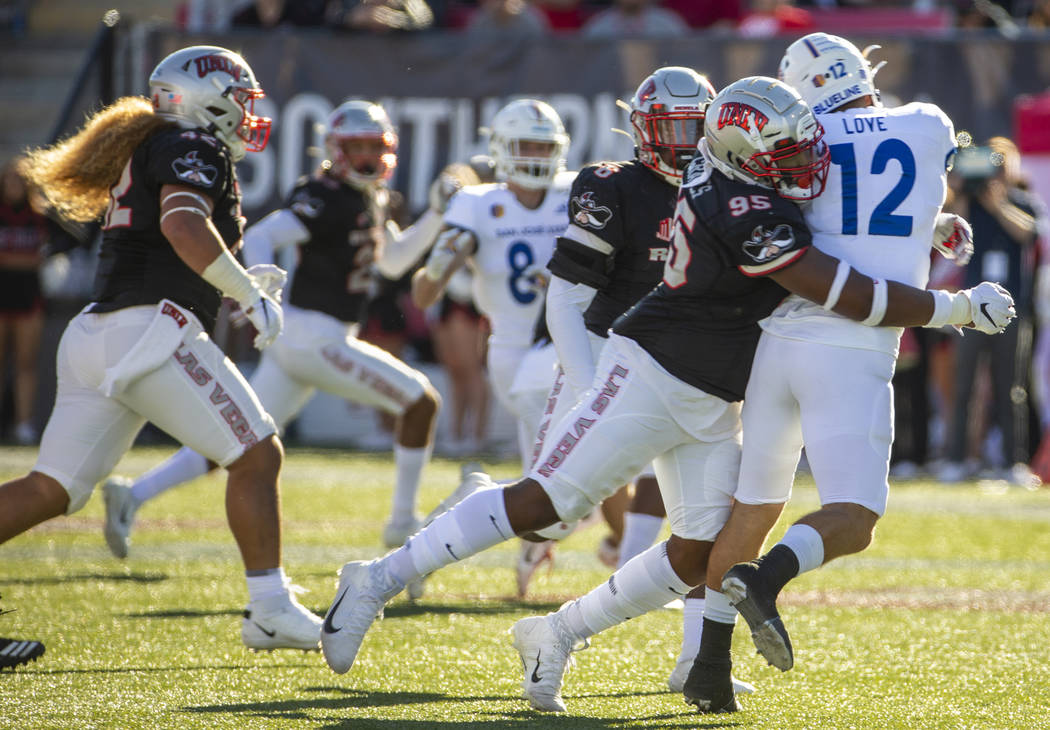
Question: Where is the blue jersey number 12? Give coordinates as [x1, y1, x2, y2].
[829, 139, 916, 237]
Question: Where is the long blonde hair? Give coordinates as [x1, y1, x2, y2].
[24, 96, 175, 222]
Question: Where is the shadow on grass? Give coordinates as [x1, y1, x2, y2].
[383, 600, 565, 618]
[13, 662, 320, 675]
[182, 687, 747, 728]
[1, 571, 169, 585]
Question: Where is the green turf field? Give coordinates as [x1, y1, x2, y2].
[2, 446, 1049, 729]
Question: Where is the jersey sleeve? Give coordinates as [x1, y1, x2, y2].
[567, 163, 627, 251]
[147, 130, 230, 200]
[719, 195, 812, 277]
[443, 186, 478, 234]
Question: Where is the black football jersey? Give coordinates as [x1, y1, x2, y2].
[91, 126, 243, 334]
[550, 160, 677, 337]
[285, 172, 382, 324]
[613, 157, 812, 402]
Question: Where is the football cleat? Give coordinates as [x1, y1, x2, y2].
[682, 658, 739, 714]
[102, 476, 137, 559]
[516, 539, 555, 598]
[241, 587, 323, 651]
[722, 562, 794, 671]
[0, 638, 45, 670]
[668, 652, 756, 695]
[321, 560, 402, 674]
[511, 613, 587, 712]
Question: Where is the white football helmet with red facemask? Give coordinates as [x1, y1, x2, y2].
[325, 100, 398, 188]
[703, 76, 830, 201]
[149, 45, 271, 162]
[629, 66, 716, 185]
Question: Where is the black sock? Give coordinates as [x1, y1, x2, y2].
[755, 544, 800, 596]
[696, 617, 734, 666]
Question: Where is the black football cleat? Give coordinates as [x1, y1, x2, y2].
[0, 638, 45, 670]
[683, 658, 739, 714]
[722, 562, 793, 671]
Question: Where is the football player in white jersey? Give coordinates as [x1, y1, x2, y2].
[101, 100, 448, 558]
[683, 34, 991, 712]
[411, 98, 574, 592]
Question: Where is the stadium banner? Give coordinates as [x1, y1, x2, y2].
[142, 31, 1050, 220]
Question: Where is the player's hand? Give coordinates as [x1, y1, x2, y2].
[246, 263, 288, 302]
[963, 281, 1015, 334]
[424, 227, 472, 281]
[932, 213, 974, 266]
[243, 290, 284, 349]
[522, 263, 550, 293]
[428, 174, 462, 214]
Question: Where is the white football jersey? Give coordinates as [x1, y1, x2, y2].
[761, 102, 956, 354]
[444, 171, 575, 348]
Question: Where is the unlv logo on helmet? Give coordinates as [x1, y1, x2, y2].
[717, 102, 769, 133]
[193, 54, 245, 81]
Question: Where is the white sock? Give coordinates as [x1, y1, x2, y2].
[678, 596, 705, 661]
[617, 512, 665, 568]
[391, 445, 429, 524]
[561, 541, 693, 640]
[386, 484, 513, 584]
[130, 447, 210, 505]
[778, 523, 825, 576]
[703, 588, 737, 625]
[245, 567, 287, 604]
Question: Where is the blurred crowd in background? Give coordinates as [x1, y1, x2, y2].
[2, 0, 1050, 489]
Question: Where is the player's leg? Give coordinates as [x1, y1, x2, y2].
[685, 333, 801, 711]
[122, 327, 321, 651]
[513, 431, 740, 712]
[617, 471, 666, 568]
[103, 350, 313, 558]
[283, 333, 438, 546]
[322, 340, 671, 675]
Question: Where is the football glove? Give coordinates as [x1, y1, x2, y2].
[424, 227, 473, 281]
[242, 290, 284, 350]
[963, 281, 1016, 334]
[428, 162, 481, 213]
[932, 213, 974, 266]
[246, 263, 288, 302]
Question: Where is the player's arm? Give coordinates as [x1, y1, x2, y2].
[159, 183, 282, 348]
[241, 208, 311, 269]
[376, 209, 444, 279]
[546, 224, 611, 396]
[771, 245, 1015, 333]
[410, 226, 476, 309]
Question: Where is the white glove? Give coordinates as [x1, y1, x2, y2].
[424, 227, 473, 281]
[933, 213, 974, 266]
[246, 263, 288, 302]
[522, 263, 550, 294]
[242, 290, 284, 349]
[963, 281, 1016, 334]
[428, 173, 462, 214]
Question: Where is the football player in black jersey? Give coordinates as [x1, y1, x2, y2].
[0, 46, 326, 653]
[316, 76, 1015, 707]
[100, 100, 445, 570]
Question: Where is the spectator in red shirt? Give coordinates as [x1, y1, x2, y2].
[664, 0, 743, 29]
[737, 0, 813, 37]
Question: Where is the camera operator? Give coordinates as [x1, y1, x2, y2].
[939, 136, 1044, 487]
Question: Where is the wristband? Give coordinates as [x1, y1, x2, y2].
[201, 248, 258, 307]
[861, 278, 888, 326]
[925, 289, 971, 328]
[822, 260, 852, 311]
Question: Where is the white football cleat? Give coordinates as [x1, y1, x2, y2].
[516, 540, 555, 598]
[242, 587, 323, 651]
[667, 653, 756, 695]
[102, 476, 137, 559]
[511, 613, 586, 712]
[321, 560, 402, 674]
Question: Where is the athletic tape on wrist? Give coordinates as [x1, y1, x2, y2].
[201, 249, 258, 307]
[862, 278, 889, 326]
[822, 260, 852, 311]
